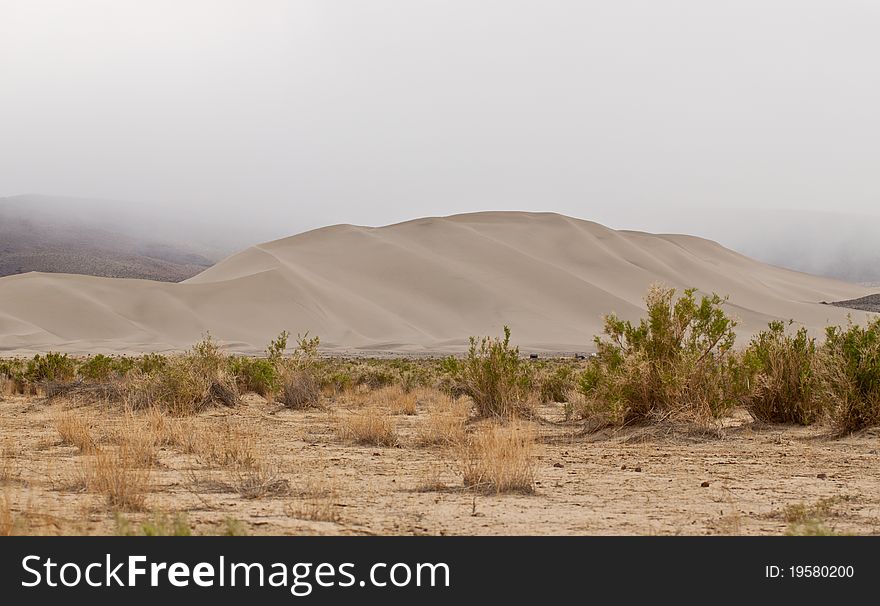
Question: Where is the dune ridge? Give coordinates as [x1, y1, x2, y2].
[0, 211, 872, 355]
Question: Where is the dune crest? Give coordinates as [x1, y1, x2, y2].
[0, 211, 871, 355]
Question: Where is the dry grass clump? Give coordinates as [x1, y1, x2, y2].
[741, 321, 824, 425]
[124, 335, 239, 416]
[79, 446, 151, 510]
[337, 406, 398, 446]
[458, 421, 537, 494]
[279, 371, 321, 409]
[442, 326, 533, 418]
[236, 462, 291, 499]
[576, 286, 741, 428]
[107, 418, 160, 468]
[287, 474, 340, 522]
[189, 421, 258, 470]
[378, 385, 418, 415]
[416, 394, 471, 446]
[55, 411, 97, 453]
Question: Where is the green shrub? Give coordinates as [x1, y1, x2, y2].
[26, 352, 76, 383]
[537, 364, 576, 403]
[124, 335, 239, 415]
[229, 357, 278, 397]
[443, 326, 532, 418]
[354, 366, 396, 389]
[822, 318, 880, 433]
[136, 353, 167, 375]
[78, 354, 116, 382]
[577, 285, 740, 427]
[321, 370, 353, 393]
[741, 321, 823, 424]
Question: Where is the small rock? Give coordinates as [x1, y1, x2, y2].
[634, 467, 642, 472]
[817, 473, 827, 479]
[701, 481, 710, 488]
[621, 465, 627, 470]
[553, 462, 564, 468]
[529, 353, 539, 359]
[372, 452, 381, 457]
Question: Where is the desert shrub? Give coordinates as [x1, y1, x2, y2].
[442, 326, 532, 418]
[26, 352, 76, 383]
[537, 364, 576, 403]
[124, 335, 239, 415]
[822, 318, 880, 433]
[0, 359, 27, 394]
[279, 371, 321, 409]
[277, 333, 323, 409]
[321, 370, 353, 393]
[577, 285, 740, 427]
[741, 321, 823, 424]
[228, 332, 294, 398]
[458, 421, 536, 494]
[78, 354, 116, 382]
[229, 357, 278, 397]
[136, 353, 168, 375]
[354, 365, 396, 389]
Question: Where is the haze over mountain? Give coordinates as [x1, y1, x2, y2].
[0, 212, 871, 356]
[0, 195, 239, 282]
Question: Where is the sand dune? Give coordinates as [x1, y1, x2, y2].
[0, 212, 872, 355]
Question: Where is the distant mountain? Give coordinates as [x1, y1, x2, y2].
[0, 195, 229, 282]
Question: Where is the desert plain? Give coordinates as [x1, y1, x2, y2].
[1, 212, 878, 536]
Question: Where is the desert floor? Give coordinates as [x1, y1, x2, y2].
[2, 390, 878, 536]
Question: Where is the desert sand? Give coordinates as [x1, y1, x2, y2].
[3, 393, 878, 536]
[0, 211, 872, 355]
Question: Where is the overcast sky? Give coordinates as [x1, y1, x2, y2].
[1, 0, 879, 240]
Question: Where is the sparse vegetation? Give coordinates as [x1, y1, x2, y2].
[79, 446, 151, 510]
[55, 411, 97, 453]
[277, 333, 323, 409]
[741, 321, 823, 425]
[380, 385, 418, 415]
[4, 306, 880, 535]
[123, 334, 239, 415]
[822, 318, 880, 433]
[458, 421, 537, 494]
[116, 511, 193, 536]
[443, 326, 533, 418]
[337, 406, 398, 446]
[576, 286, 740, 427]
[783, 497, 844, 536]
[416, 394, 471, 446]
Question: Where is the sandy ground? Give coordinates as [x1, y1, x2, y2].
[2, 389, 879, 537]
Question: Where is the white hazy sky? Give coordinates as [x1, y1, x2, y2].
[1, 0, 879, 238]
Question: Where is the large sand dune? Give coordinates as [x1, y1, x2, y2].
[0, 212, 872, 355]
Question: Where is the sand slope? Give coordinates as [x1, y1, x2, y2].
[0, 212, 872, 355]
